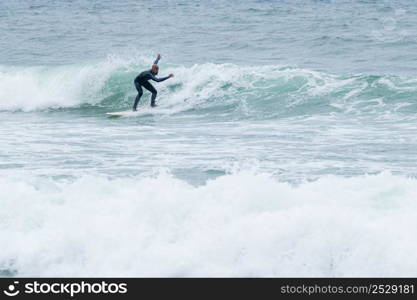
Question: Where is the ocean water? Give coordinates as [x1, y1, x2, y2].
[1, 0, 417, 277]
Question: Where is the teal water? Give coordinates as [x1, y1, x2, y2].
[1, 0, 417, 277]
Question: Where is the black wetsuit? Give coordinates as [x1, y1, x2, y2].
[133, 57, 170, 110]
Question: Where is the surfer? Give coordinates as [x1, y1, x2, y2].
[132, 54, 174, 111]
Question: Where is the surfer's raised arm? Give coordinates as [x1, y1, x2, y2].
[153, 53, 161, 65]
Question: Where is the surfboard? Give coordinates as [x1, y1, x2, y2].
[106, 107, 172, 117]
[106, 110, 138, 117]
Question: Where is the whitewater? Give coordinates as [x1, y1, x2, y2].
[1, 0, 417, 277]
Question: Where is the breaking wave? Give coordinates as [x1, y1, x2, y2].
[1, 56, 417, 119]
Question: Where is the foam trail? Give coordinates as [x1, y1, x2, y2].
[1, 171, 416, 277]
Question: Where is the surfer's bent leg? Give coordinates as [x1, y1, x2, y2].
[133, 81, 143, 111]
[142, 81, 158, 107]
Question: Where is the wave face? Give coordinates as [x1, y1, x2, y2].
[2, 58, 417, 119]
[1, 171, 416, 277]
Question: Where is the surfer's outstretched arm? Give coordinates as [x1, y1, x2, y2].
[150, 74, 172, 82]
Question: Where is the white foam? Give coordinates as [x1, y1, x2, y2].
[0, 171, 416, 277]
[0, 59, 125, 111]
